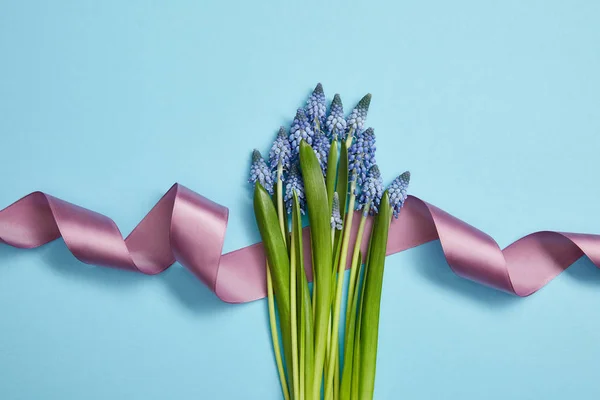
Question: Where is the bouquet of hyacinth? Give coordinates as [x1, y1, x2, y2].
[249, 84, 410, 400]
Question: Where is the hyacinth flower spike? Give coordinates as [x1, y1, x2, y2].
[284, 164, 306, 215]
[388, 171, 411, 218]
[306, 83, 327, 132]
[324, 128, 376, 398]
[269, 126, 292, 172]
[249, 150, 274, 195]
[248, 150, 290, 400]
[356, 165, 384, 216]
[289, 108, 314, 161]
[345, 93, 372, 148]
[326, 94, 347, 141]
[312, 130, 331, 176]
[348, 127, 377, 187]
[269, 127, 292, 236]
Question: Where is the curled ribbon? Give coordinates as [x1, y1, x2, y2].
[1, 183, 598, 303]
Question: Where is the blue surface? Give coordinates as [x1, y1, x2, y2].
[1, 1, 599, 399]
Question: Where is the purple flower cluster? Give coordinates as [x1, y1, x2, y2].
[284, 164, 306, 214]
[248, 149, 274, 194]
[269, 126, 292, 171]
[306, 83, 327, 131]
[249, 83, 410, 217]
[326, 94, 346, 141]
[346, 94, 371, 139]
[388, 171, 411, 218]
[356, 165, 384, 216]
[348, 127, 377, 187]
[312, 131, 330, 175]
[289, 108, 314, 160]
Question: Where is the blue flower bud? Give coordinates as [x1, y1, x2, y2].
[388, 171, 410, 218]
[326, 94, 347, 141]
[289, 108, 314, 160]
[249, 149, 274, 195]
[348, 127, 377, 187]
[269, 126, 292, 172]
[312, 131, 330, 176]
[346, 93, 371, 139]
[356, 165, 384, 216]
[285, 163, 306, 214]
[331, 192, 343, 230]
[306, 83, 327, 131]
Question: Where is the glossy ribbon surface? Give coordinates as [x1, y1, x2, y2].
[1, 183, 598, 303]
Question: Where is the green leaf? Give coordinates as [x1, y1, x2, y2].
[293, 192, 314, 400]
[299, 140, 333, 399]
[253, 184, 293, 386]
[326, 140, 339, 212]
[357, 191, 391, 400]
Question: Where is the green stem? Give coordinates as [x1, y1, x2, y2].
[290, 216, 300, 400]
[350, 305, 362, 400]
[276, 163, 286, 245]
[325, 314, 333, 400]
[326, 140, 339, 212]
[345, 128, 354, 151]
[324, 181, 357, 400]
[267, 264, 291, 400]
[335, 142, 349, 246]
[312, 269, 316, 327]
[334, 355, 340, 400]
[339, 252, 363, 400]
[299, 303, 305, 400]
[344, 203, 370, 333]
[351, 245, 371, 399]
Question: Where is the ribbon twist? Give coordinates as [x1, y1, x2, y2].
[1, 183, 598, 302]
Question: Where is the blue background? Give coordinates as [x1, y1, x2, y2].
[1, 1, 599, 399]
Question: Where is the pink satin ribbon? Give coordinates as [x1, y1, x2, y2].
[1, 183, 598, 303]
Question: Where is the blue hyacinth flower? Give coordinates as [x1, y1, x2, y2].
[356, 165, 384, 216]
[331, 192, 343, 230]
[348, 127, 377, 187]
[346, 93, 371, 140]
[306, 83, 327, 131]
[249, 149, 274, 195]
[284, 163, 306, 214]
[269, 126, 292, 173]
[312, 131, 330, 176]
[388, 171, 410, 218]
[326, 94, 347, 141]
[289, 108, 314, 160]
